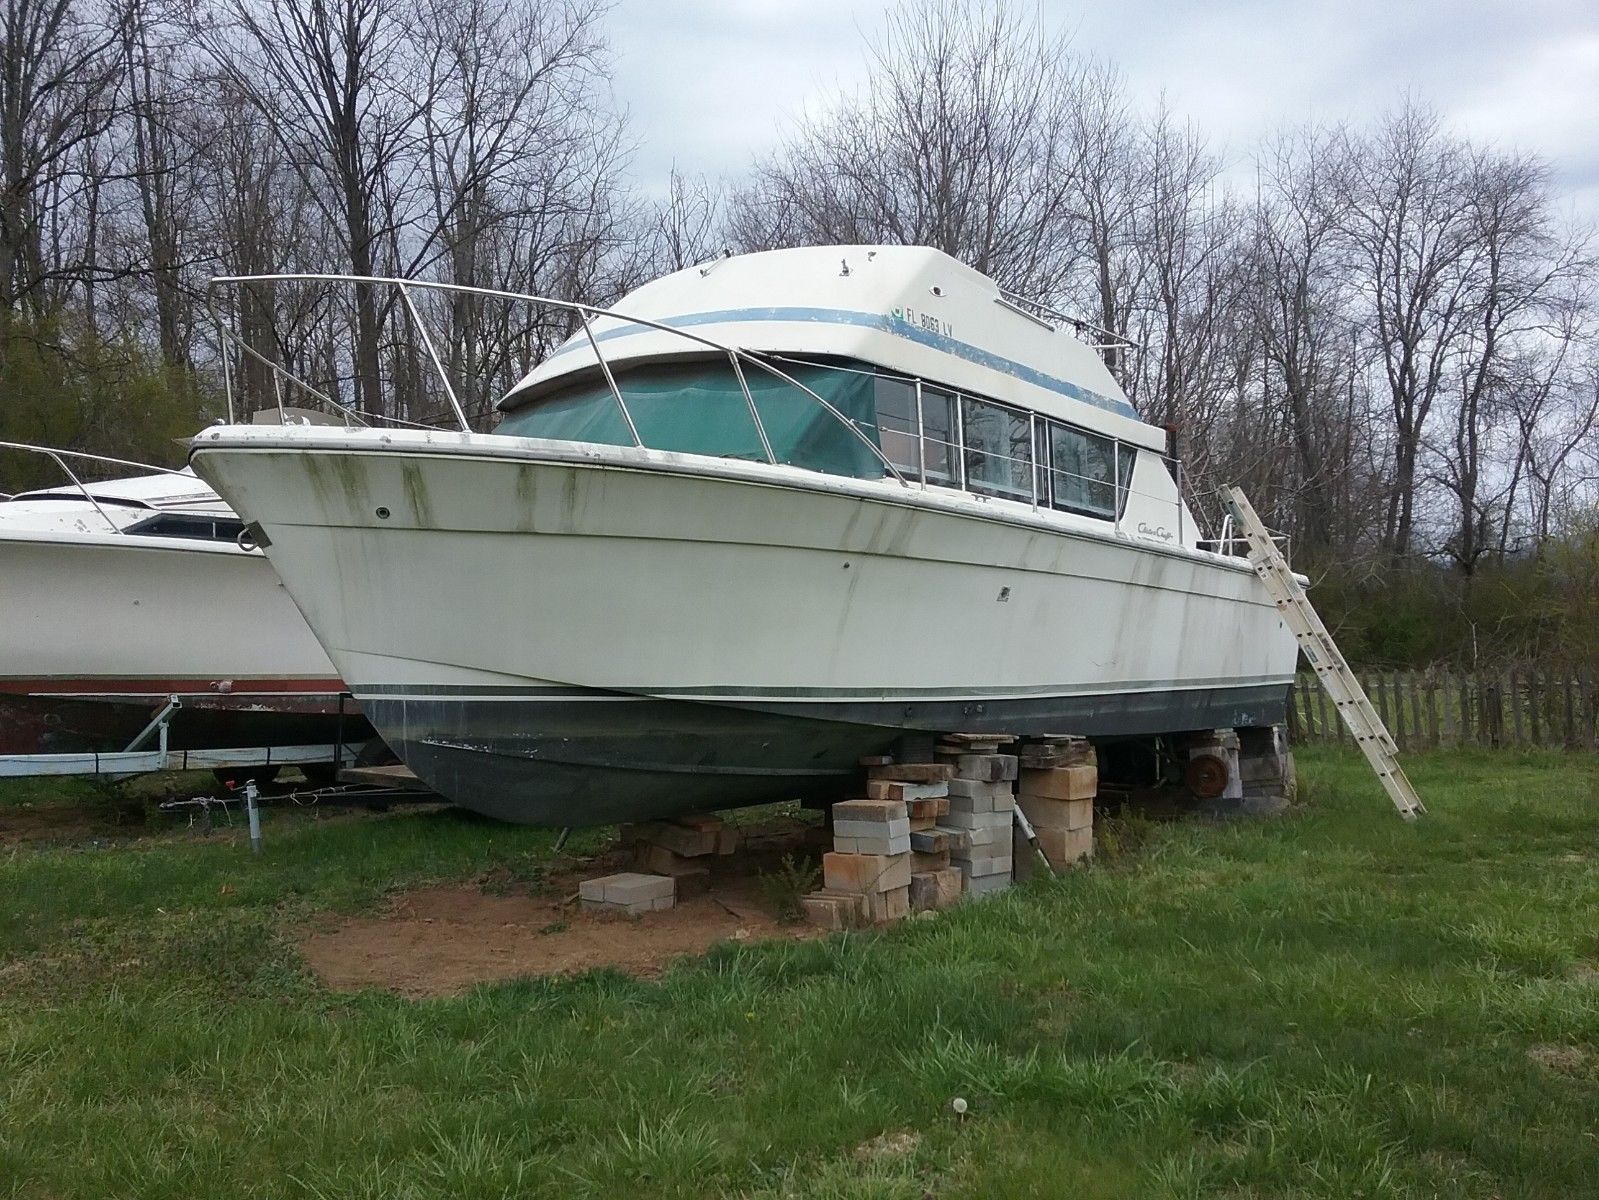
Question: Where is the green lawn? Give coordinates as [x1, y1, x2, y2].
[2, 747, 1596, 1198]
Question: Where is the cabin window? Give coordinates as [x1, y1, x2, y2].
[961, 397, 1034, 501]
[125, 513, 247, 542]
[872, 377, 920, 477]
[1047, 423, 1130, 518]
[497, 360, 883, 478]
[920, 387, 959, 485]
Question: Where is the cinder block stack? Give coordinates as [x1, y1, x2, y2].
[622, 813, 739, 898]
[1016, 736, 1096, 868]
[936, 734, 1017, 897]
[578, 871, 675, 916]
[801, 759, 967, 928]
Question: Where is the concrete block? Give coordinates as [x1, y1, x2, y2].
[823, 851, 912, 894]
[834, 817, 910, 842]
[1018, 764, 1097, 801]
[964, 871, 1012, 898]
[940, 808, 1012, 831]
[833, 831, 911, 856]
[1017, 795, 1093, 831]
[956, 854, 1013, 879]
[957, 821, 1010, 849]
[947, 782, 1015, 812]
[802, 889, 865, 930]
[866, 779, 950, 802]
[909, 867, 963, 911]
[1035, 826, 1093, 867]
[832, 798, 908, 825]
[952, 753, 1018, 782]
[592, 872, 675, 905]
[863, 885, 910, 923]
[866, 762, 955, 784]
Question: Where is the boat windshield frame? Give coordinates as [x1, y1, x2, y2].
[0, 442, 199, 535]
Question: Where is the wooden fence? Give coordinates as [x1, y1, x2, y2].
[1286, 668, 1598, 751]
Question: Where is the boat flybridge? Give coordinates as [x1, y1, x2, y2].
[0, 442, 371, 775]
[190, 245, 1298, 825]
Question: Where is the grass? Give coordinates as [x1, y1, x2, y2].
[1, 746, 1596, 1198]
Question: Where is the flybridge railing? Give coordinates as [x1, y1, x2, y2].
[0, 442, 192, 534]
[994, 290, 1141, 354]
[204, 274, 907, 485]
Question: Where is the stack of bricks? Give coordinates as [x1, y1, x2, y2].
[578, 871, 675, 916]
[622, 813, 740, 898]
[936, 734, 1017, 897]
[802, 758, 964, 929]
[1016, 736, 1096, 868]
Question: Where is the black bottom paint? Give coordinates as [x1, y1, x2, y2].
[364, 683, 1289, 827]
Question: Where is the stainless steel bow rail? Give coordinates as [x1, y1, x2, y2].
[1223, 486, 1425, 820]
[205, 274, 908, 484]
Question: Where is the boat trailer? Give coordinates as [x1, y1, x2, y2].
[0, 693, 358, 780]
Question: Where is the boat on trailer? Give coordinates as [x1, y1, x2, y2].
[0, 443, 371, 772]
[190, 245, 1298, 825]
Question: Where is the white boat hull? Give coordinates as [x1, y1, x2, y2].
[0, 530, 364, 756]
[191, 428, 1298, 825]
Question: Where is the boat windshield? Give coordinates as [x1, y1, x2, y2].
[498, 355, 1141, 524]
[496, 359, 884, 479]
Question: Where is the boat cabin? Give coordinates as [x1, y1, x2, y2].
[498, 245, 1196, 545]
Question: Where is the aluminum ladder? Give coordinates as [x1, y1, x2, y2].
[1222, 486, 1426, 819]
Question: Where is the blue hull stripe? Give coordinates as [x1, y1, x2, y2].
[534, 306, 1140, 420]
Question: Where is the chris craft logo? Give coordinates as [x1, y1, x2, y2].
[1137, 522, 1173, 541]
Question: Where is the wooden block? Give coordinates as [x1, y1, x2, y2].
[911, 848, 951, 872]
[632, 820, 718, 857]
[909, 867, 964, 911]
[866, 779, 950, 802]
[905, 797, 947, 822]
[635, 845, 712, 895]
[910, 828, 951, 854]
[858, 754, 895, 766]
[823, 851, 912, 894]
[675, 814, 723, 832]
[953, 754, 1018, 783]
[1017, 795, 1093, 831]
[863, 885, 910, 923]
[908, 815, 936, 832]
[1035, 825, 1093, 867]
[938, 732, 1017, 745]
[801, 889, 865, 930]
[832, 798, 908, 824]
[1018, 764, 1097, 801]
[867, 762, 955, 784]
[715, 826, 741, 856]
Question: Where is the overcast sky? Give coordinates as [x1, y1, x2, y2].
[607, 0, 1599, 216]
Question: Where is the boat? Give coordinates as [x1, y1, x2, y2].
[189, 246, 1299, 825]
[0, 443, 371, 771]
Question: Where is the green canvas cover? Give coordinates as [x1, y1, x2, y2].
[496, 360, 883, 479]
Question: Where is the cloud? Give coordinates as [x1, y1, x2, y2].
[608, 0, 1599, 214]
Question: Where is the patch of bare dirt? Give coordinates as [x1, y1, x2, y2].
[299, 813, 828, 998]
[1527, 1043, 1592, 1075]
